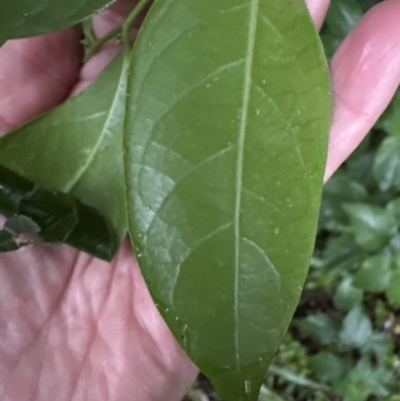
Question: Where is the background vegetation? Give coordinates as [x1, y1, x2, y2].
[184, 0, 400, 399]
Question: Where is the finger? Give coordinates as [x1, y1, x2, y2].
[324, 0, 400, 181]
[73, 0, 140, 94]
[0, 29, 82, 135]
[304, 0, 331, 30]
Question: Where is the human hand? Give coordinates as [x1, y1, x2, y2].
[0, 1, 399, 400]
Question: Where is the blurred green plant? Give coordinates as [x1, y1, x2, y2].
[185, 0, 400, 400]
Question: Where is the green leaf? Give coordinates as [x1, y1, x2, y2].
[4, 215, 41, 236]
[345, 151, 376, 191]
[296, 313, 340, 345]
[386, 271, 400, 305]
[124, 0, 331, 399]
[339, 306, 372, 349]
[334, 277, 363, 311]
[0, 54, 128, 246]
[320, 0, 363, 58]
[353, 255, 392, 292]
[340, 358, 395, 401]
[0, 230, 19, 252]
[361, 332, 392, 361]
[373, 136, 400, 192]
[387, 197, 400, 222]
[344, 203, 398, 251]
[309, 352, 349, 384]
[323, 235, 367, 272]
[0, 0, 117, 40]
[319, 174, 368, 230]
[268, 365, 331, 391]
[377, 89, 400, 136]
[0, 165, 119, 260]
[324, 0, 363, 36]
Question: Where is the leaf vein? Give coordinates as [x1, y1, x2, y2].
[233, 0, 259, 370]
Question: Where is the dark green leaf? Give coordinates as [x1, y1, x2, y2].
[361, 332, 392, 361]
[320, 0, 363, 58]
[309, 352, 349, 384]
[319, 174, 368, 230]
[4, 215, 41, 236]
[376, 89, 400, 136]
[324, 0, 363, 36]
[387, 198, 400, 221]
[340, 358, 395, 400]
[268, 365, 331, 391]
[0, 230, 19, 252]
[0, 0, 117, 40]
[0, 215, 42, 251]
[296, 313, 340, 345]
[333, 277, 363, 311]
[353, 255, 392, 292]
[0, 165, 119, 260]
[344, 203, 398, 251]
[323, 235, 367, 272]
[345, 151, 376, 191]
[124, 0, 331, 399]
[0, 54, 128, 245]
[386, 271, 400, 305]
[373, 136, 400, 192]
[339, 306, 372, 349]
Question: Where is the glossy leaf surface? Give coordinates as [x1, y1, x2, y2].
[0, 0, 116, 40]
[125, 0, 331, 399]
[0, 54, 128, 246]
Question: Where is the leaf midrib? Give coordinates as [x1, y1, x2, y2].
[233, 0, 259, 370]
[62, 58, 128, 193]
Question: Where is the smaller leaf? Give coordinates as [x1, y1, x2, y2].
[373, 136, 400, 192]
[323, 235, 367, 272]
[4, 215, 41, 236]
[0, 165, 119, 260]
[319, 174, 368, 230]
[0, 215, 41, 252]
[339, 306, 372, 349]
[320, 0, 363, 58]
[296, 313, 340, 345]
[344, 203, 398, 251]
[324, 0, 363, 36]
[0, 230, 19, 252]
[376, 89, 400, 136]
[0, 0, 117, 40]
[386, 271, 400, 305]
[361, 332, 392, 361]
[268, 365, 331, 391]
[345, 151, 376, 191]
[339, 358, 374, 401]
[309, 352, 349, 384]
[340, 358, 395, 400]
[353, 255, 392, 292]
[334, 277, 363, 311]
[387, 197, 400, 221]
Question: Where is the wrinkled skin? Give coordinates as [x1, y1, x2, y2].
[0, 0, 399, 400]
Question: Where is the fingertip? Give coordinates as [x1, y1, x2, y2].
[324, 0, 400, 181]
[0, 28, 82, 135]
[304, 0, 331, 30]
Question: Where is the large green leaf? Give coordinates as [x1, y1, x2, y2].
[0, 0, 116, 40]
[0, 54, 128, 245]
[125, 1, 331, 400]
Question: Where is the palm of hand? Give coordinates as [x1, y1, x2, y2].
[0, 1, 399, 400]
